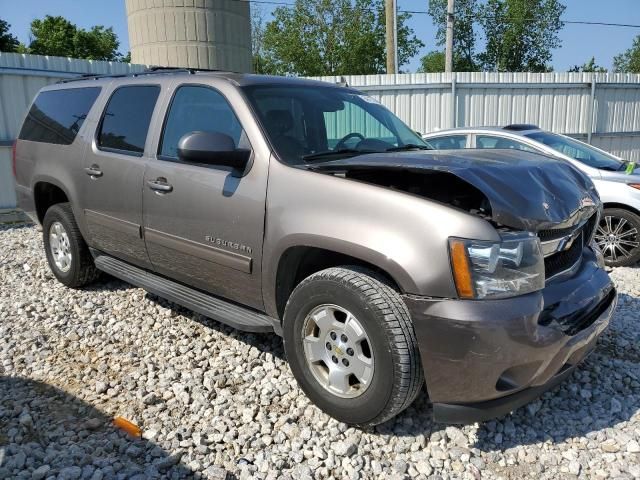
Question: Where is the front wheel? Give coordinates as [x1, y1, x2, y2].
[283, 266, 423, 427]
[594, 208, 640, 267]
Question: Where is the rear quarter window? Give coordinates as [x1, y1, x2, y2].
[18, 87, 101, 145]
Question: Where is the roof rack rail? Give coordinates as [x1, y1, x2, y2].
[58, 66, 234, 84]
[503, 124, 540, 131]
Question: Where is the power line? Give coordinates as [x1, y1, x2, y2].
[238, 0, 640, 28]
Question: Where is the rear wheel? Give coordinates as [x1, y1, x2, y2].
[283, 266, 423, 427]
[594, 208, 640, 267]
[43, 203, 100, 287]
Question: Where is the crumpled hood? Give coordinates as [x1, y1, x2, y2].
[310, 149, 601, 231]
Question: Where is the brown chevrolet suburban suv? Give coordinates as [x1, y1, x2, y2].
[14, 68, 617, 427]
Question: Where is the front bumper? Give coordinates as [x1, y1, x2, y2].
[404, 247, 617, 424]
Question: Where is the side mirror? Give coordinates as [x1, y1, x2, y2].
[177, 131, 251, 172]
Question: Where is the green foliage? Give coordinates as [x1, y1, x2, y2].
[419, 50, 445, 73]
[569, 57, 607, 73]
[251, 6, 279, 74]
[0, 18, 19, 52]
[28, 15, 123, 61]
[260, 0, 423, 76]
[424, 0, 479, 71]
[478, 0, 565, 72]
[420, 0, 565, 73]
[614, 35, 640, 73]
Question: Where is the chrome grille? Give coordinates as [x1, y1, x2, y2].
[538, 213, 596, 280]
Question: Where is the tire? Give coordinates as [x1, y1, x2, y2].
[595, 208, 640, 267]
[43, 203, 100, 287]
[283, 266, 423, 427]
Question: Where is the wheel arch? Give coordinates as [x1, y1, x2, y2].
[602, 202, 640, 217]
[33, 180, 71, 224]
[270, 244, 410, 321]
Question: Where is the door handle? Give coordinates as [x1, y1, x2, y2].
[84, 165, 103, 177]
[147, 178, 173, 193]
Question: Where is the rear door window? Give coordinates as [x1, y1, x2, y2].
[427, 135, 468, 150]
[19, 87, 101, 145]
[98, 85, 160, 156]
[476, 135, 536, 152]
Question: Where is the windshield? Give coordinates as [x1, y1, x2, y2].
[525, 131, 624, 171]
[242, 85, 429, 164]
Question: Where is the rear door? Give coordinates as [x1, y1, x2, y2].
[82, 83, 161, 268]
[142, 82, 269, 309]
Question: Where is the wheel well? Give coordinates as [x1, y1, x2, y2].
[34, 182, 69, 223]
[602, 203, 640, 217]
[274, 246, 400, 320]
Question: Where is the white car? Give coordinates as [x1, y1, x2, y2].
[423, 125, 640, 267]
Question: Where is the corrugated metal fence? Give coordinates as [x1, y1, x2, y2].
[0, 53, 146, 209]
[2, 54, 640, 209]
[313, 72, 640, 163]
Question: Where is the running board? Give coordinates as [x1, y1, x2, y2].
[93, 253, 281, 335]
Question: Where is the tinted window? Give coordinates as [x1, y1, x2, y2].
[160, 86, 245, 159]
[526, 131, 624, 171]
[476, 135, 536, 152]
[19, 87, 101, 145]
[427, 135, 468, 150]
[98, 85, 160, 155]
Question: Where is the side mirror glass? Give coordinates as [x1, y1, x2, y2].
[177, 131, 250, 172]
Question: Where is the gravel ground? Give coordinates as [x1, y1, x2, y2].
[0, 223, 639, 480]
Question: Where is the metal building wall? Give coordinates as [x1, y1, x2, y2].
[0, 53, 146, 209]
[312, 72, 640, 162]
[125, 0, 252, 72]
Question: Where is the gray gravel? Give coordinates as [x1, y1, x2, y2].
[1, 223, 639, 479]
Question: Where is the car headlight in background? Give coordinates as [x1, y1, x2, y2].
[449, 232, 545, 299]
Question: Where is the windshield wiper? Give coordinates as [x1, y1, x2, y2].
[302, 149, 368, 162]
[386, 143, 431, 152]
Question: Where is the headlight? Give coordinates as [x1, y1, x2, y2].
[449, 232, 545, 299]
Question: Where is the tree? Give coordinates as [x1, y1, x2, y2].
[614, 35, 640, 73]
[569, 57, 607, 73]
[251, 6, 278, 74]
[261, 0, 423, 76]
[423, 0, 478, 71]
[0, 18, 19, 52]
[28, 15, 123, 61]
[478, 0, 565, 72]
[419, 51, 446, 73]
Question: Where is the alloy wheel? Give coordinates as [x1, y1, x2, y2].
[595, 215, 640, 263]
[302, 304, 374, 398]
[49, 221, 72, 273]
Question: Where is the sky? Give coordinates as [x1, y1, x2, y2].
[1, 0, 640, 72]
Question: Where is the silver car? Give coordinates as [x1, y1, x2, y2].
[423, 125, 640, 266]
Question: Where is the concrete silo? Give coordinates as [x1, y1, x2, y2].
[125, 0, 252, 72]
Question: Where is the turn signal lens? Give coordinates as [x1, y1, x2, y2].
[450, 239, 474, 298]
[628, 184, 640, 190]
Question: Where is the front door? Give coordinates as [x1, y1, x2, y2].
[82, 84, 161, 269]
[142, 84, 268, 309]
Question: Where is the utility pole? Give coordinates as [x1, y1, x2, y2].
[445, 0, 455, 73]
[385, 0, 397, 74]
